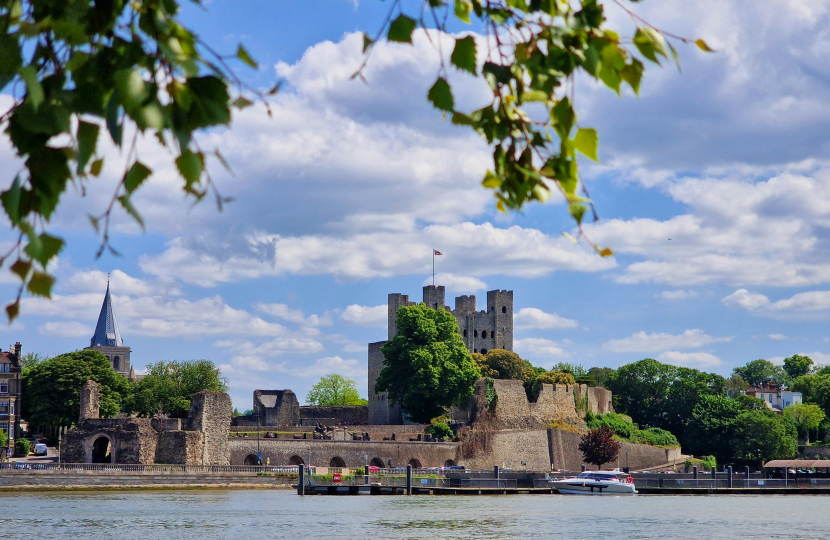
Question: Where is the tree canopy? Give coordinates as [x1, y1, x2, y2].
[0, 0, 711, 318]
[306, 374, 367, 406]
[783, 354, 814, 380]
[127, 359, 227, 418]
[579, 427, 621, 468]
[730, 411, 797, 467]
[783, 402, 825, 444]
[733, 359, 784, 387]
[376, 303, 481, 423]
[21, 349, 131, 426]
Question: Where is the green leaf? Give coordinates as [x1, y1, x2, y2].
[19, 65, 44, 110]
[236, 44, 258, 69]
[427, 77, 454, 112]
[10, 259, 31, 280]
[668, 41, 681, 72]
[695, 39, 715, 52]
[27, 271, 55, 298]
[620, 60, 643, 95]
[362, 33, 374, 53]
[90, 158, 104, 177]
[24, 233, 64, 266]
[232, 96, 253, 110]
[106, 90, 123, 146]
[76, 121, 99, 174]
[123, 161, 152, 194]
[118, 195, 145, 229]
[116, 69, 149, 110]
[176, 150, 204, 186]
[1, 176, 22, 225]
[568, 202, 587, 224]
[633, 27, 667, 64]
[451, 36, 477, 74]
[455, 0, 472, 23]
[388, 14, 417, 43]
[552, 98, 575, 138]
[574, 128, 599, 162]
[482, 171, 502, 188]
[6, 301, 19, 322]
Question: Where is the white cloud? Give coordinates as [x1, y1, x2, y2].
[255, 303, 331, 326]
[721, 289, 770, 310]
[603, 329, 732, 353]
[38, 321, 91, 337]
[214, 338, 324, 357]
[423, 273, 487, 294]
[659, 290, 698, 300]
[722, 288, 830, 316]
[514, 307, 578, 329]
[291, 356, 364, 380]
[340, 304, 387, 327]
[768, 334, 789, 340]
[514, 337, 568, 359]
[657, 351, 723, 368]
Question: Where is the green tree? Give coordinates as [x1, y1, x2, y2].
[724, 373, 749, 398]
[128, 360, 227, 418]
[811, 375, 830, 418]
[19, 351, 49, 373]
[473, 349, 530, 380]
[306, 374, 367, 406]
[536, 370, 576, 386]
[375, 303, 481, 423]
[733, 394, 769, 412]
[791, 374, 817, 401]
[730, 411, 797, 467]
[586, 367, 616, 388]
[550, 363, 587, 377]
[783, 354, 814, 379]
[733, 359, 785, 387]
[0, 0, 710, 318]
[783, 403, 825, 444]
[0, 427, 7, 448]
[683, 395, 742, 465]
[21, 350, 131, 426]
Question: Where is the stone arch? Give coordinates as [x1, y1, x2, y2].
[288, 455, 304, 466]
[408, 458, 422, 468]
[370, 457, 385, 468]
[329, 456, 346, 468]
[481, 330, 487, 338]
[502, 306, 507, 313]
[113, 356, 120, 371]
[480, 348, 488, 354]
[244, 454, 259, 465]
[444, 459, 456, 467]
[90, 435, 112, 463]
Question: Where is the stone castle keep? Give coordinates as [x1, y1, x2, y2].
[369, 285, 514, 424]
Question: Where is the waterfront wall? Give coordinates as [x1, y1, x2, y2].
[228, 438, 458, 468]
[548, 428, 681, 471]
[461, 429, 551, 471]
[0, 472, 295, 490]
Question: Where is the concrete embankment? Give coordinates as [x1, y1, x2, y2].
[0, 472, 297, 492]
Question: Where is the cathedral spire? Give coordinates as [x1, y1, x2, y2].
[90, 282, 123, 347]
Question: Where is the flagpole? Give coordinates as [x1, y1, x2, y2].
[432, 249, 435, 287]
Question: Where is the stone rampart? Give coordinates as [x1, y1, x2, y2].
[470, 379, 583, 430]
[154, 431, 204, 464]
[228, 438, 458, 468]
[460, 429, 550, 470]
[187, 391, 232, 465]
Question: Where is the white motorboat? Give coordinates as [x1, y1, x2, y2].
[550, 469, 637, 495]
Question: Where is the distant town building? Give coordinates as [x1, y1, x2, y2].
[85, 282, 135, 380]
[746, 383, 802, 412]
[368, 285, 514, 425]
[0, 342, 22, 448]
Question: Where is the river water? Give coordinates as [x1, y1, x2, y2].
[2, 490, 828, 539]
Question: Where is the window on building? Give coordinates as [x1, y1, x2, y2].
[113, 356, 120, 371]
[0, 382, 7, 394]
[463, 329, 467, 337]
[502, 306, 506, 313]
[0, 363, 8, 372]
[481, 330, 487, 338]
[0, 400, 7, 414]
[474, 330, 478, 337]
[0, 422, 7, 435]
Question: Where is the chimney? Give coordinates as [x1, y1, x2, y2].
[14, 342, 21, 358]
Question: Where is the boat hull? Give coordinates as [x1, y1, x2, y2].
[551, 481, 637, 495]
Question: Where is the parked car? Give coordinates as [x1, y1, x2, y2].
[34, 443, 48, 456]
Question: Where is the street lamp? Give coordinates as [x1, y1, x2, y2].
[57, 431, 62, 465]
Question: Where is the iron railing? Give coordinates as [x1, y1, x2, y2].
[0, 463, 299, 474]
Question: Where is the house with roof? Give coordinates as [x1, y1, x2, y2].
[746, 382, 802, 412]
[0, 342, 22, 449]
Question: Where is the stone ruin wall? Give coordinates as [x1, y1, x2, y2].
[548, 428, 681, 471]
[187, 391, 232, 465]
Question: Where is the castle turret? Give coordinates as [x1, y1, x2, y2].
[422, 285, 445, 311]
[487, 290, 514, 351]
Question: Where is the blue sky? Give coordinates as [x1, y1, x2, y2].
[4, 0, 830, 410]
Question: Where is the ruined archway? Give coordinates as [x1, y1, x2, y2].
[329, 456, 346, 468]
[444, 459, 456, 467]
[90, 436, 112, 463]
[370, 458, 384, 468]
[408, 458, 422, 469]
[288, 455, 304, 466]
[244, 454, 258, 465]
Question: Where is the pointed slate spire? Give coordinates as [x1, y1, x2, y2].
[90, 281, 123, 347]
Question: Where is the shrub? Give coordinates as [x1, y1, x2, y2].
[700, 455, 717, 471]
[14, 438, 30, 457]
[0, 429, 7, 448]
[428, 422, 454, 440]
[585, 411, 635, 439]
[632, 427, 679, 447]
[536, 370, 576, 385]
[484, 377, 497, 411]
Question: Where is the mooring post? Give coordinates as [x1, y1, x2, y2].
[692, 466, 698, 480]
[406, 464, 412, 495]
[784, 467, 788, 488]
[745, 465, 750, 486]
[727, 466, 733, 488]
[298, 464, 305, 496]
[365, 465, 370, 486]
[581, 465, 586, 472]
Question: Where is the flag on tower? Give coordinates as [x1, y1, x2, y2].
[433, 250, 443, 256]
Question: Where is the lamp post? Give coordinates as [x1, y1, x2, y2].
[256, 410, 261, 466]
[57, 431, 62, 465]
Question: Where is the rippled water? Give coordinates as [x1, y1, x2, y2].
[2, 490, 829, 539]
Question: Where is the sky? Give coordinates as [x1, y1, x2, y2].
[4, 0, 830, 411]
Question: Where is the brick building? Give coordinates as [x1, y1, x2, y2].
[0, 342, 22, 449]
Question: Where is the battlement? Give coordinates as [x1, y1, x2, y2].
[454, 295, 476, 313]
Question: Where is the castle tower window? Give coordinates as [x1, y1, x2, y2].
[481, 348, 488, 354]
[474, 330, 478, 337]
[481, 330, 487, 338]
[502, 306, 507, 313]
[463, 330, 467, 337]
[474, 349, 477, 353]
[113, 356, 120, 371]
